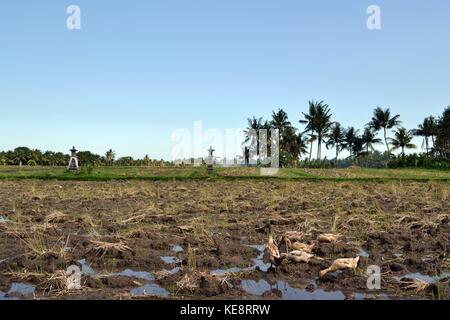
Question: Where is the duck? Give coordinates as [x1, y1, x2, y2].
[291, 242, 315, 253]
[319, 256, 360, 277]
[263, 225, 286, 268]
[275, 235, 291, 254]
[287, 250, 314, 263]
[283, 231, 305, 242]
[318, 233, 339, 243]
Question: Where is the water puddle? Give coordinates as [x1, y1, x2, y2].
[114, 269, 155, 281]
[111, 268, 171, 298]
[247, 244, 266, 252]
[0, 291, 17, 300]
[395, 272, 450, 284]
[7, 283, 36, 297]
[160, 256, 180, 264]
[171, 245, 184, 253]
[241, 279, 358, 300]
[78, 259, 96, 276]
[246, 244, 271, 272]
[248, 253, 271, 272]
[130, 283, 170, 298]
[167, 266, 181, 274]
[211, 267, 242, 276]
[210, 244, 270, 276]
[358, 249, 370, 258]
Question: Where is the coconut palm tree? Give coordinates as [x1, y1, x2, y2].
[271, 109, 291, 158]
[435, 106, 450, 156]
[271, 108, 291, 133]
[244, 116, 264, 157]
[413, 116, 438, 155]
[300, 100, 332, 160]
[282, 126, 298, 154]
[389, 128, 417, 156]
[313, 102, 333, 160]
[326, 122, 345, 161]
[344, 127, 359, 160]
[296, 133, 309, 159]
[361, 127, 382, 154]
[352, 136, 365, 159]
[300, 101, 318, 160]
[306, 134, 317, 162]
[367, 107, 401, 154]
[277, 126, 307, 166]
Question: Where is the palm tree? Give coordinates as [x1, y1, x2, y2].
[271, 108, 291, 157]
[389, 128, 417, 156]
[352, 136, 365, 159]
[306, 134, 317, 162]
[299, 101, 318, 160]
[413, 116, 437, 155]
[313, 102, 333, 160]
[281, 126, 297, 154]
[105, 149, 115, 166]
[435, 106, 450, 156]
[344, 127, 359, 160]
[300, 100, 332, 160]
[361, 127, 382, 154]
[282, 127, 309, 159]
[271, 108, 291, 133]
[296, 133, 309, 159]
[326, 122, 345, 161]
[244, 116, 264, 157]
[367, 107, 401, 154]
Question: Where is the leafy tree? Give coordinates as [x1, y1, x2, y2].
[367, 107, 401, 154]
[300, 100, 332, 160]
[271, 108, 291, 133]
[343, 127, 359, 160]
[244, 116, 264, 157]
[389, 128, 417, 156]
[361, 127, 382, 154]
[413, 116, 438, 155]
[116, 156, 134, 166]
[326, 122, 345, 161]
[435, 106, 450, 157]
[77, 151, 103, 166]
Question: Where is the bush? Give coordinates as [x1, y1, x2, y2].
[387, 153, 450, 169]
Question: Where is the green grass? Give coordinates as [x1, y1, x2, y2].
[0, 165, 449, 182]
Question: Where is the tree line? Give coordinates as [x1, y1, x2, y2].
[0, 147, 170, 167]
[243, 103, 450, 168]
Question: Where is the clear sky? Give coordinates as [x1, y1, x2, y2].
[1, 0, 449, 160]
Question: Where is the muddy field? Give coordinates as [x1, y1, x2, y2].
[0, 179, 449, 300]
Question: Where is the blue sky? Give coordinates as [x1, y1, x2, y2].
[1, 0, 449, 160]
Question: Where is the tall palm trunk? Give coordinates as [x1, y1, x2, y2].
[317, 136, 321, 160]
[308, 131, 313, 162]
[425, 136, 429, 155]
[308, 140, 313, 162]
[383, 127, 390, 154]
[335, 146, 339, 168]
